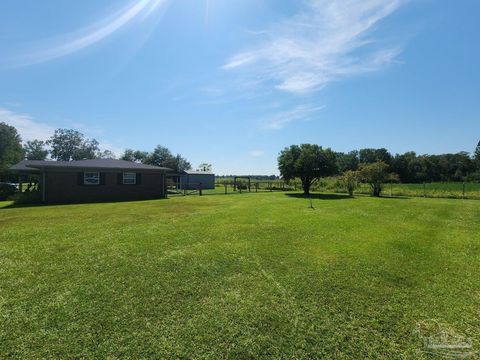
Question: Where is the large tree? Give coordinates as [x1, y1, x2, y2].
[278, 144, 337, 195]
[0, 122, 24, 172]
[47, 129, 99, 161]
[121, 149, 149, 163]
[145, 145, 173, 167]
[23, 140, 48, 160]
[168, 154, 192, 173]
[97, 149, 116, 159]
[359, 148, 392, 165]
[122, 145, 192, 172]
[336, 150, 359, 173]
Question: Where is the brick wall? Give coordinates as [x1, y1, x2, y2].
[44, 171, 165, 203]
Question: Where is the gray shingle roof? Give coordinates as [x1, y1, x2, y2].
[9, 159, 171, 172]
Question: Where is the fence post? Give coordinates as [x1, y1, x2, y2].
[199, 183, 203, 196]
[390, 182, 393, 197]
[462, 182, 465, 200]
[423, 182, 426, 198]
[224, 183, 227, 194]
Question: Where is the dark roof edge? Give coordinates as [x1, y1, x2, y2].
[25, 164, 172, 172]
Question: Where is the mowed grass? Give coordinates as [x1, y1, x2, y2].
[1, 193, 479, 358]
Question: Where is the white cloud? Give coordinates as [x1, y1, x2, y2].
[264, 104, 324, 130]
[15, 0, 168, 65]
[249, 150, 264, 157]
[224, 0, 404, 93]
[0, 107, 55, 142]
[0, 107, 122, 156]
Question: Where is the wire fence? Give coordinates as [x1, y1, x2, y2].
[210, 180, 480, 200]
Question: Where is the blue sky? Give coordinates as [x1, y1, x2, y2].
[0, 0, 479, 175]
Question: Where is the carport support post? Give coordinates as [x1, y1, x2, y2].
[41, 171, 46, 202]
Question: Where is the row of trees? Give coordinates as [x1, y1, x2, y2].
[0, 123, 195, 173]
[0, 124, 115, 171]
[279, 143, 480, 196]
[336, 147, 480, 183]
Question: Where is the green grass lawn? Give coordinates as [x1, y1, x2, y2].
[1, 193, 479, 358]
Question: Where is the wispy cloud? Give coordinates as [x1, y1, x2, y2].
[14, 0, 168, 65]
[224, 0, 404, 93]
[264, 104, 325, 130]
[249, 150, 265, 157]
[0, 107, 55, 142]
[0, 107, 122, 156]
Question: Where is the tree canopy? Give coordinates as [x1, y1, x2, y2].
[121, 145, 192, 172]
[278, 144, 337, 194]
[121, 149, 149, 163]
[23, 140, 48, 160]
[0, 122, 24, 172]
[47, 129, 100, 161]
[357, 161, 397, 197]
[335, 147, 478, 183]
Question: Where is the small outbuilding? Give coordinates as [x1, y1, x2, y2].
[177, 170, 215, 190]
[9, 159, 171, 204]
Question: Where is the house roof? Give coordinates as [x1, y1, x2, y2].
[183, 170, 215, 175]
[9, 159, 171, 172]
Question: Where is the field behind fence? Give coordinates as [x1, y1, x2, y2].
[215, 178, 480, 200]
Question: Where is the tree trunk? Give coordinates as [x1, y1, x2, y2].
[301, 178, 311, 195]
[372, 183, 382, 197]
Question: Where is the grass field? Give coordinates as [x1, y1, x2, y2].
[1, 192, 479, 358]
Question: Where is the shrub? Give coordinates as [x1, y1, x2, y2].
[341, 170, 358, 196]
[0, 183, 17, 200]
[358, 162, 398, 197]
[10, 190, 41, 204]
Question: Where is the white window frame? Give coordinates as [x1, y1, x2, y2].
[84, 172, 100, 185]
[123, 172, 136, 185]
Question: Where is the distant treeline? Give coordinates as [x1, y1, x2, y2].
[216, 175, 279, 181]
[219, 147, 480, 183]
[336, 148, 480, 183]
